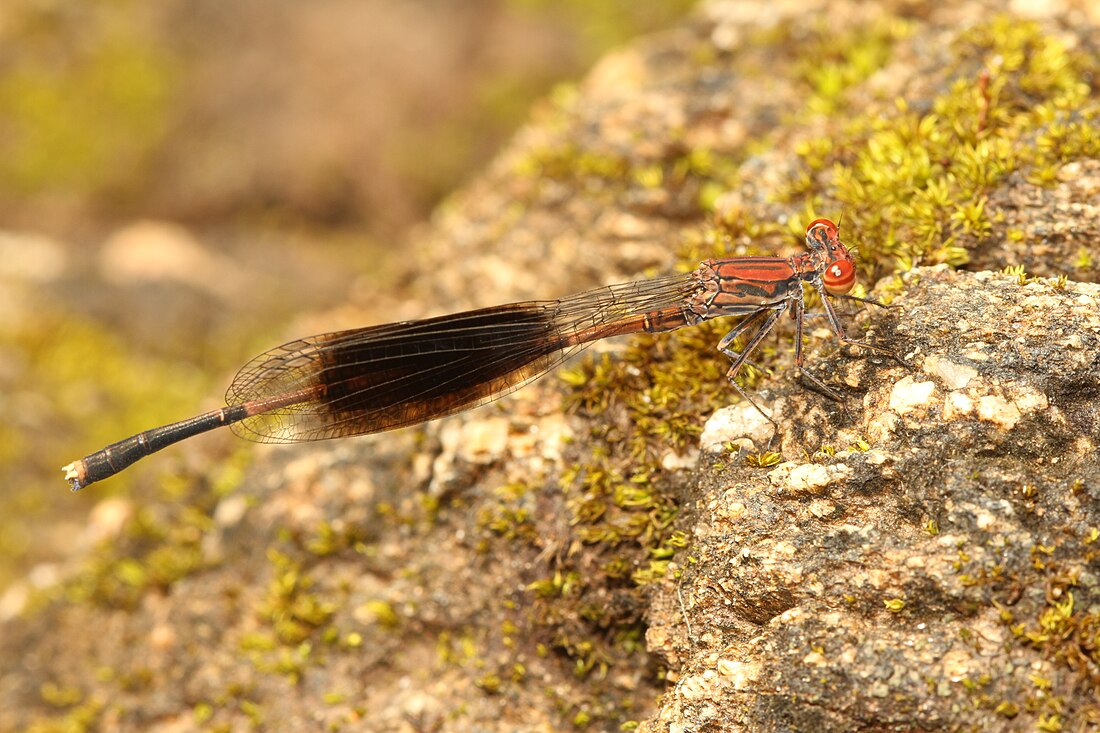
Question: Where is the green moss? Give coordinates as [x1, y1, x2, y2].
[322, 691, 346, 705]
[783, 15, 1099, 272]
[257, 549, 337, 648]
[793, 16, 913, 113]
[303, 519, 369, 557]
[239, 631, 278, 653]
[0, 307, 224, 590]
[475, 482, 539, 539]
[357, 599, 400, 629]
[22, 699, 104, 733]
[1037, 714, 1064, 732]
[0, 3, 176, 196]
[467, 323, 705, 719]
[209, 449, 254, 498]
[508, 1, 696, 54]
[745, 451, 783, 468]
[883, 597, 906, 613]
[39, 682, 83, 707]
[475, 673, 503, 694]
[436, 629, 481, 667]
[527, 570, 582, 599]
[57, 495, 215, 609]
[956, 526, 1100, 727]
[239, 698, 264, 728]
[1003, 263, 1038, 286]
[193, 702, 215, 725]
[513, 115, 739, 216]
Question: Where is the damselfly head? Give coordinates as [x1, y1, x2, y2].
[806, 218, 857, 294]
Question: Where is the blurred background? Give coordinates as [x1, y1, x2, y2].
[0, 0, 695, 595]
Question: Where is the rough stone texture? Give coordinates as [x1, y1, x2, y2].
[642, 267, 1100, 732]
[3, 1, 1100, 732]
[976, 159, 1100, 279]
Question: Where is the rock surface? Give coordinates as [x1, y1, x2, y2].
[3, 1, 1099, 732]
[643, 266, 1100, 732]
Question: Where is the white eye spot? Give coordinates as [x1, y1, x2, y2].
[829, 265, 843, 278]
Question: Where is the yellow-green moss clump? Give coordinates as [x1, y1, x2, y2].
[950, 529, 1100, 726]
[785, 15, 1099, 272]
[0, 4, 176, 196]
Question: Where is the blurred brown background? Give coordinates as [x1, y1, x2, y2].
[0, 0, 694, 594]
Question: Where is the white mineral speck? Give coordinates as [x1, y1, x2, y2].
[888, 377, 937, 414]
[214, 496, 248, 527]
[976, 394, 1023, 430]
[941, 648, 972, 681]
[943, 391, 975, 421]
[454, 417, 511, 464]
[923, 355, 978, 390]
[773, 463, 853, 494]
[700, 402, 776, 452]
[715, 659, 759, 689]
[678, 672, 712, 700]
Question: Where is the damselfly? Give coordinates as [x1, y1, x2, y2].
[64, 218, 900, 490]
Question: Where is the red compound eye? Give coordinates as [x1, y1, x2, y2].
[823, 260, 856, 294]
[806, 218, 839, 247]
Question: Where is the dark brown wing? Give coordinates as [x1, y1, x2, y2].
[225, 273, 697, 443]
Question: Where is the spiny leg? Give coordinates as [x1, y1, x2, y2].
[833, 292, 897, 309]
[716, 308, 770, 373]
[791, 292, 847, 406]
[827, 292, 907, 364]
[805, 292, 893, 320]
[718, 305, 786, 431]
[817, 286, 909, 368]
[716, 307, 776, 375]
[792, 288, 909, 411]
